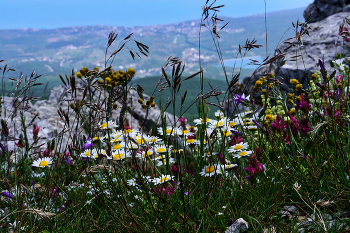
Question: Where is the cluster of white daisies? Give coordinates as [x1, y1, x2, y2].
[31, 110, 255, 180]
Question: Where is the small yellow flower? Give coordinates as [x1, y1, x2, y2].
[255, 80, 263, 86]
[94, 66, 99, 72]
[76, 72, 82, 78]
[288, 93, 294, 98]
[261, 89, 266, 94]
[265, 114, 275, 121]
[311, 73, 317, 80]
[289, 108, 296, 115]
[296, 84, 302, 91]
[127, 67, 136, 77]
[105, 77, 111, 84]
[290, 79, 299, 85]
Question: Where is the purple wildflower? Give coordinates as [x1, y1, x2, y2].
[83, 137, 95, 150]
[1, 192, 13, 199]
[252, 119, 262, 129]
[230, 130, 242, 136]
[0, 143, 5, 152]
[299, 118, 311, 135]
[244, 154, 264, 179]
[271, 115, 286, 133]
[65, 154, 70, 165]
[171, 163, 179, 176]
[234, 94, 249, 106]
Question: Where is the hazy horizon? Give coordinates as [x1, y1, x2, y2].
[1, 0, 313, 30]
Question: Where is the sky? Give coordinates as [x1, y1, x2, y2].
[1, 0, 314, 29]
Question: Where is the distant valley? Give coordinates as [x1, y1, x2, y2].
[0, 7, 306, 100]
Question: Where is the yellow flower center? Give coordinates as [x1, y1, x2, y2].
[111, 138, 122, 143]
[157, 148, 166, 153]
[229, 122, 236, 127]
[239, 151, 247, 156]
[186, 139, 195, 143]
[182, 130, 189, 134]
[124, 129, 133, 134]
[85, 151, 92, 156]
[234, 145, 243, 150]
[151, 138, 157, 142]
[201, 118, 210, 122]
[160, 177, 169, 183]
[113, 144, 122, 150]
[223, 131, 231, 137]
[137, 138, 146, 144]
[101, 122, 108, 128]
[215, 122, 224, 127]
[205, 166, 215, 173]
[39, 161, 49, 167]
[166, 129, 173, 134]
[113, 153, 123, 160]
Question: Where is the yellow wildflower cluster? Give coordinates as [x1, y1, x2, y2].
[253, 77, 265, 91]
[138, 95, 156, 109]
[76, 66, 136, 88]
[290, 79, 299, 85]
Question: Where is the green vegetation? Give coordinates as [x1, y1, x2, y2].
[0, 2, 350, 233]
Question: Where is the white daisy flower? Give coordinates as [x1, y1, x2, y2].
[90, 149, 107, 159]
[100, 120, 118, 130]
[112, 143, 124, 150]
[80, 148, 98, 158]
[180, 129, 195, 137]
[227, 142, 249, 153]
[220, 127, 232, 137]
[127, 178, 138, 186]
[153, 174, 174, 185]
[153, 144, 171, 154]
[157, 127, 180, 136]
[136, 150, 153, 159]
[107, 150, 130, 161]
[187, 125, 198, 132]
[149, 136, 163, 144]
[193, 118, 212, 125]
[215, 110, 225, 119]
[110, 135, 123, 144]
[228, 118, 240, 128]
[223, 164, 238, 170]
[210, 117, 227, 128]
[245, 125, 258, 130]
[156, 158, 176, 166]
[91, 135, 105, 143]
[232, 150, 253, 158]
[124, 128, 139, 137]
[199, 164, 223, 177]
[32, 157, 53, 168]
[121, 141, 139, 150]
[185, 138, 199, 145]
[134, 134, 151, 146]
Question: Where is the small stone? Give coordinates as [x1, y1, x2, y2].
[278, 210, 291, 219]
[283, 206, 298, 215]
[225, 218, 248, 233]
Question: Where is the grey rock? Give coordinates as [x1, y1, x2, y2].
[278, 210, 292, 219]
[283, 205, 299, 215]
[242, 12, 349, 104]
[1, 81, 177, 152]
[304, 0, 350, 23]
[225, 218, 248, 233]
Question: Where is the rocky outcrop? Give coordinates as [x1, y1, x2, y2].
[304, 0, 350, 23]
[0, 82, 177, 152]
[242, 12, 349, 103]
